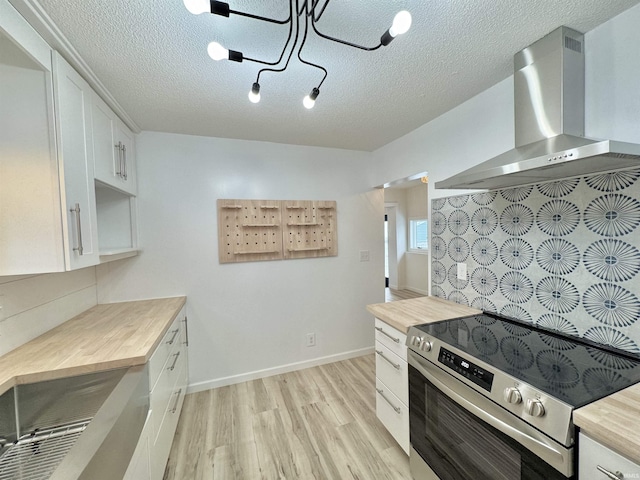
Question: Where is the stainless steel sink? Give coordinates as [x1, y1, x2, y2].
[0, 365, 148, 480]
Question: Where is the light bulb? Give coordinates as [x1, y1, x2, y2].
[248, 83, 261, 103]
[207, 42, 228, 61]
[183, 0, 210, 15]
[389, 10, 412, 37]
[303, 95, 315, 109]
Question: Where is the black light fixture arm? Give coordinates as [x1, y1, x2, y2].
[241, 0, 295, 66]
[309, 0, 331, 22]
[256, 0, 301, 83]
[310, 6, 382, 51]
[211, 1, 290, 25]
[297, 2, 327, 89]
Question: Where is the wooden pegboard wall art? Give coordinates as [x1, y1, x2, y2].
[217, 199, 337, 263]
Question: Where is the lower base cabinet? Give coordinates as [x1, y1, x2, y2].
[124, 306, 189, 480]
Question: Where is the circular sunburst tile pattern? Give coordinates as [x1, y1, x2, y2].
[448, 210, 470, 235]
[432, 261, 446, 284]
[535, 277, 580, 314]
[471, 297, 497, 314]
[472, 326, 499, 356]
[536, 314, 579, 336]
[448, 195, 469, 208]
[500, 238, 534, 270]
[471, 207, 498, 235]
[585, 168, 640, 192]
[431, 211, 447, 235]
[537, 178, 580, 197]
[584, 326, 639, 353]
[536, 200, 580, 236]
[536, 239, 580, 275]
[500, 336, 534, 369]
[448, 290, 469, 305]
[536, 350, 580, 387]
[499, 272, 534, 304]
[500, 304, 532, 323]
[432, 198, 447, 211]
[501, 186, 533, 203]
[583, 368, 629, 396]
[471, 237, 498, 266]
[500, 204, 534, 236]
[471, 191, 497, 206]
[583, 239, 640, 281]
[448, 237, 470, 262]
[432, 285, 446, 299]
[470, 267, 498, 296]
[431, 236, 447, 260]
[583, 283, 640, 327]
[584, 194, 640, 237]
[586, 346, 640, 370]
[448, 264, 469, 289]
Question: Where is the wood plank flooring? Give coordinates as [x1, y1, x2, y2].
[164, 355, 411, 480]
[385, 288, 425, 302]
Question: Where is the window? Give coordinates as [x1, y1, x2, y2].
[409, 218, 428, 251]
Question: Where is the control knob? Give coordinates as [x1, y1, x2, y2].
[419, 339, 432, 352]
[525, 398, 545, 417]
[411, 336, 423, 347]
[503, 387, 522, 405]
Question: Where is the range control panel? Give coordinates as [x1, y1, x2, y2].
[438, 347, 494, 392]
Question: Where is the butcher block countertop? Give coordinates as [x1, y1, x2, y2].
[574, 384, 640, 464]
[0, 296, 186, 396]
[366, 296, 481, 333]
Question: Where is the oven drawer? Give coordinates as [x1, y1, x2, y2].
[375, 378, 409, 454]
[579, 433, 640, 480]
[374, 318, 407, 360]
[375, 341, 408, 406]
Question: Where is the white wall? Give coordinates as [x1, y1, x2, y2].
[96, 132, 382, 391]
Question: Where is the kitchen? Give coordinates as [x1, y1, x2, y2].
[1, 0, 640, 479]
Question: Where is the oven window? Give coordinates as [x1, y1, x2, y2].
[409, 364, 571, 480]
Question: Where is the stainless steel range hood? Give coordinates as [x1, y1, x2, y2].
[436, 27, 640, 190]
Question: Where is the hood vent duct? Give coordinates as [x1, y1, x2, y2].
[436, 26, 640, 190]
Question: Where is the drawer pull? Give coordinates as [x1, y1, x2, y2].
[376, 349, 401, 370]
[376, 387, 401, 414]
[182, 316, 189, 346]
[168, 352, 180, 371]
[597, 466, 624, 480]
[166, 328, 180, 345]
[171, 388, 182, 414]
[375, 326, 400, 343]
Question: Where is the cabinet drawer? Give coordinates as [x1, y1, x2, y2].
[375, 341, 408, 406]
[149, 312, 184, 390]
[579, 433, 640, 480]
[375, 378, 409, 455]
[374, 318, 407, 360]
[150, 344, 186, 445]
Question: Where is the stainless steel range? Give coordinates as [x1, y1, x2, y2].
[406, 313, 640, 480]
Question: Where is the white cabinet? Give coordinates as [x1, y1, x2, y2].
[579, 433, 640, 480]
[374, 318, 410, 454]
[92, 92, 137, 195]
[0, 1, 99, 275]
[52, 52, 100, 270]
[125, 306, 189, 480]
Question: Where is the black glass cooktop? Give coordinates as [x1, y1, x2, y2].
[413, 313, 640, 408]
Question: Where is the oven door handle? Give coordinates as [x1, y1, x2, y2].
[408, 350, 573, 477]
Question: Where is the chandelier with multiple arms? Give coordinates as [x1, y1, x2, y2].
[183, 0, 412, 108]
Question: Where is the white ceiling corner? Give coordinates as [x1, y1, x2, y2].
[25, 0, 640, 151]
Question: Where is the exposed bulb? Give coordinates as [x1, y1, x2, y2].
[248, 83, 261, 103]
[389, 10, 412, 37]
[303, 95, 315, 109]
[183, 0, 210, 15]
[207, 42, 228, 61]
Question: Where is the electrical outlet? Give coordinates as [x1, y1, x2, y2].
[359, 250, 370, 262]
[457, 262, 467, 280]
[306, 333, 316, 347]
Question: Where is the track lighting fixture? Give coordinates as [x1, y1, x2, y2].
[184, 0, 412, 108]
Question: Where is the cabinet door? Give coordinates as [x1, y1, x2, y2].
[52, 52, 99, 270]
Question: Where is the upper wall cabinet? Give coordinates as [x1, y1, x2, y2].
[1, 0, 97, 275]
[92, 92, 137, 195]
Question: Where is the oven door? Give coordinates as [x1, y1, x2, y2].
[408, 350, 574, 480]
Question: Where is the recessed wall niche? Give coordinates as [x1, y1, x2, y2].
[217, 199, 337, 264]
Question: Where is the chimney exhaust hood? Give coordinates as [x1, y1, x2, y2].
[435, 27, 640, 190]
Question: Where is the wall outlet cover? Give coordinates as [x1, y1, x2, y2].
[457, 263, 467, 280]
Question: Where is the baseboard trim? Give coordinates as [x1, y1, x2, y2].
[406, 286, 429, 295]
[187, 347, 374, 394]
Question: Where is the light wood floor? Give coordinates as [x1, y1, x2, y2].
[385, 288, 425, 302]
[163, 354, 411, 479]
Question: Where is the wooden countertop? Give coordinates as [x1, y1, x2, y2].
[574, 383, 640, 464]
[366, 296, 481, 333]
[0, 296, 186, 396]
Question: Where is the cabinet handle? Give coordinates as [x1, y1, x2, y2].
[376, 387, 401, 414]
[597, 466, 624, 480]
[166, 328, 180, 345]
[168, 351, 180, 371]
[114, 142, 123, 177]
[376, 349, 401, 370]
[171, 388, 183, 414]
[122, 144, 127, 180]
[375, 326, 400, 343]
[182, 316, 189, 346]
[70, 203, 84, 255]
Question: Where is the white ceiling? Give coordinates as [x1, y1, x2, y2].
[31, 0, 640, 151]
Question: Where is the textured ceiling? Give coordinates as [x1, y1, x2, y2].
[33, 0, 640, 151]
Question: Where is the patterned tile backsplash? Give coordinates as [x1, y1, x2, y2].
[431, 168, 640, 354]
